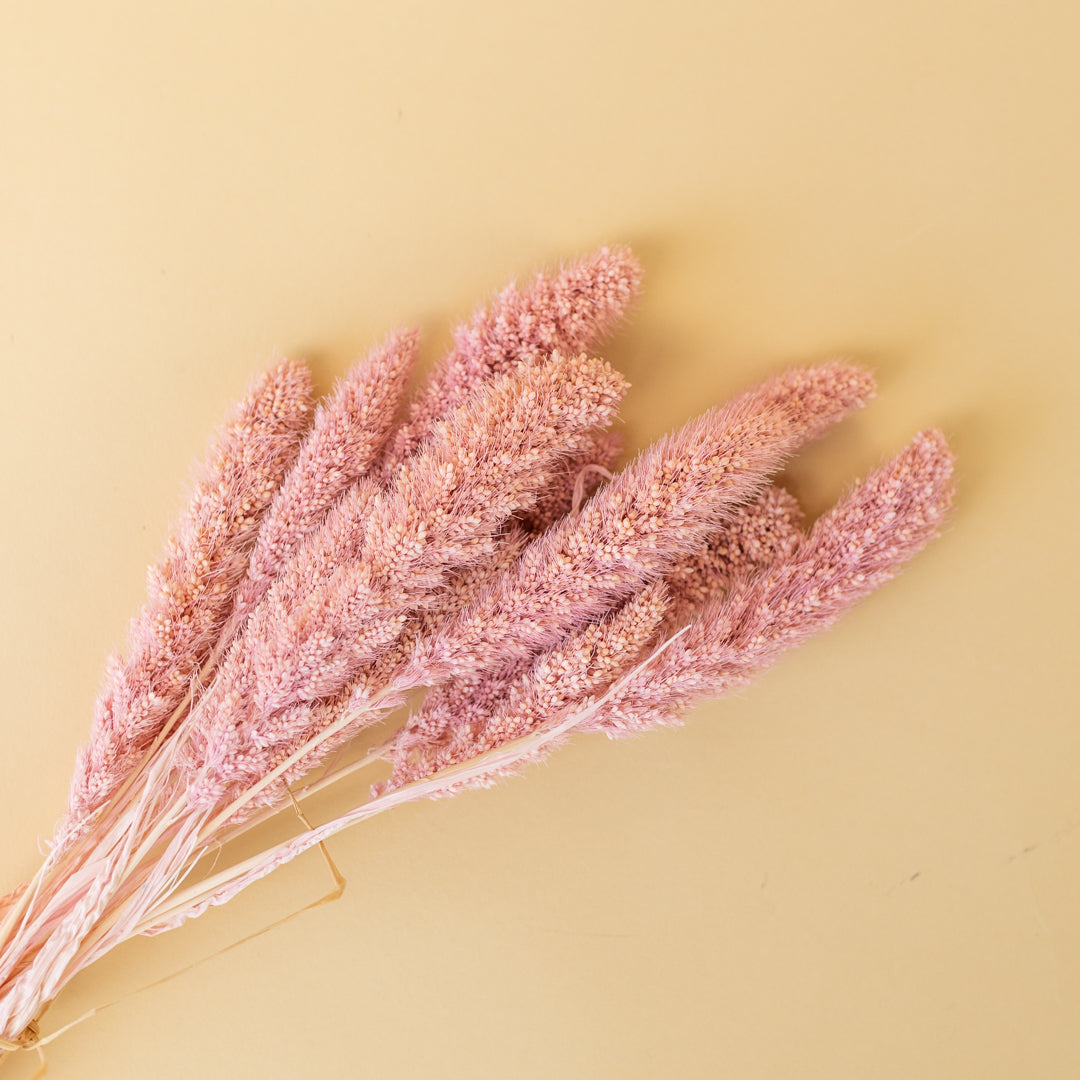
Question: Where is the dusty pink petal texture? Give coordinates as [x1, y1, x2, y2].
[414, 361, 875, 683]
[183, 351, 628, 810]
[383, 245, 641, 469]
[61, 359, 313, 834]
[231, 329, 419, 622]
[584, 429, 956, 736]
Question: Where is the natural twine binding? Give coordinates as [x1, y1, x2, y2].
[0, 1019, 46, 1080]
[0, 1019, 39, 1051]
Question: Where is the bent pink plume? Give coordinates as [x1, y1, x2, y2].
[61, 359, 314, 836]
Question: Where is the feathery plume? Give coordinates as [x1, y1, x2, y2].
[585, 429, 956, 736]
[417, 361, 875, 682]
[62, 360, 313, 831]
[232, 330, 419, 621]
[183, 351, 628, 809]
[384, 245, 641, 468]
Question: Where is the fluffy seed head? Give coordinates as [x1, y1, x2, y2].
[384, 245, 641, 467]
[232, 329, 418, 621]
[585, 429, 956, 736]
[62, 359, 313, 833]
[418, 361, 874, 681]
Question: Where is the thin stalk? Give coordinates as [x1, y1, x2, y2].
[195, 691, 395, 843]
[210, 740, 391, 849]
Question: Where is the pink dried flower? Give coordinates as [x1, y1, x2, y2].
[0, 245, 958, 1063]
[586, 429, 956, 736]
[416, 361, 875, 682]
[231, 329, 418, 621]
[384, 245, 641, 468]
[184, 351, 627, 809]
[62, 359, 313, 833]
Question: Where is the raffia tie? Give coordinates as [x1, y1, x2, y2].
[0, 1019, 40, 1051]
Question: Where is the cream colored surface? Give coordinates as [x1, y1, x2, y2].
[2, 3, 1078, 1077]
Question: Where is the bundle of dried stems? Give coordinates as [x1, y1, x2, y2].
[0, 245, 955, 1058]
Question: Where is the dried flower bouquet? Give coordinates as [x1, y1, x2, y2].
[0, 246, 954, 1056]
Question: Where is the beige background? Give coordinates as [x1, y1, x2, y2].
[2, 2, 1078, 1077]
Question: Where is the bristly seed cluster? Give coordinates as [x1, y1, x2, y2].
[0, 245, 955, 1051]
